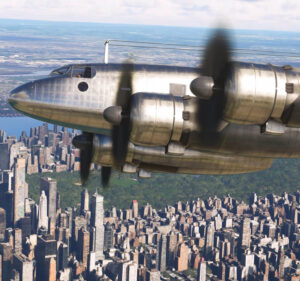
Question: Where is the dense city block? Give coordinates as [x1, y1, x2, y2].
[1, 125, 300, 280]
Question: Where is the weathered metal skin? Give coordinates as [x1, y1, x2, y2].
[8, 62, 300, 175]
[130, 92, 184, 146]
[9, 64, 198, 135]
[224, 62, 299, 124]
[93, 135, 272, 174]
[187, 124, 300, 158]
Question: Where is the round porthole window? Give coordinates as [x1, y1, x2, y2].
[78, 82, 88, 92]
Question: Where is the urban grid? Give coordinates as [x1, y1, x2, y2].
[0, 125, 300, 281]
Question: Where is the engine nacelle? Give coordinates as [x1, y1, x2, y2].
[130, 92, 184, 146]
[92, 135, 273, 174]
[224, 62, 300, 125]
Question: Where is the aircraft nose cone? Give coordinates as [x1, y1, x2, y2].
[8, 82, 35, 111]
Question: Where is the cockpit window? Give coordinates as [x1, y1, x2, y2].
[50, 66, 70, 76]
[71, 66, 95, 78]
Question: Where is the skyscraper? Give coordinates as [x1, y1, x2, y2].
[131, 200, 139, 218]
[78, 227, 90, 267]
[58, 243, 68, 270]
[0, 243, 13, 280]
[197, 257, 206, 281]
[90, 192, 104, 260]
[80, 188, 89, 214]
[14, 228, 22, 255]
[13, 156, 26, 225]
[19, 217, 31, 244]
[167, 231, 177, 267]
[104, 222, 113, 251]
[146, 269, 160, 281]
[240, 218, 251, 248]
[205, 222, 215, 258]
[156, 235, 167, 272]
[0, 143, 9, 171]
[176, 243, 189, 271]
[278, 246, 285, 279]
[38, 191, 48, 231]
[0, 208, 6, 241]
[13, 253, 34, 281]
[40, 177, 57, 220]
[36, 235, 57, 281]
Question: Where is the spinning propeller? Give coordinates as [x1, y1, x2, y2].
[74, 31, 231, 187]
[190, 30, 231, 144]
[73, 61, 134, 187]
[72, 131, 113, 188]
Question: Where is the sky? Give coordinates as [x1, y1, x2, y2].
[0, 0, 299, 32]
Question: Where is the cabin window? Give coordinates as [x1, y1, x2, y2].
[50, 66, 70, 76]
[72, 66, 95, 78]
[78, 82, 89, 92]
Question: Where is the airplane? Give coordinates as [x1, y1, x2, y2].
[8, 31, 300, 187]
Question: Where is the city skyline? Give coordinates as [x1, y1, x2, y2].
[1, 161, 300, 280]
[1, 121, 300, 280]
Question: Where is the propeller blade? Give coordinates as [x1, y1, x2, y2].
[201, 30, 230, 82]
[76, 132, 93, 184]
[101, 166, 112, 188]
[195, 30, 231, 144]
[112, 61, 133, 167]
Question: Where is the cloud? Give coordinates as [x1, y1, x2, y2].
[0, 0, 299, 31]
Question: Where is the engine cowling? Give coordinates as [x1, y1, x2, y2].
[130, 92, 184, 146]
[223, 62, 297, 125]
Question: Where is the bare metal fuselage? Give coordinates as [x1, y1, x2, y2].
[8, 63, 300, 176]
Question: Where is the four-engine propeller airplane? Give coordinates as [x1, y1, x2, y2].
[8, 31, 300, 187]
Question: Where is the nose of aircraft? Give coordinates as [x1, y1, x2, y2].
[8, 81, 35, 112]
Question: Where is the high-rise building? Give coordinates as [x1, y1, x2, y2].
[205, 222, 215, 257]
[80, 189, 89, 214]
[45, 257, 56, 281]
[104, 222, 113, 251]
[0, 208, 6, 241]
[167, 231, 177, 267]
[175, 243, 189, 271]
[0, 143, 9, 170]
[127, 262, 138, 281]
[117, 261, 137, 281]
[46, 132, 55, 148]
[156, 235, 167, 272]
[19, 217, 31, 244]
[131, 200, 139, 218]
[240, 218, 251, 248]
[13, 254, 33, 281]
[5, 191, 14, 228]
[146, 269, 160, 281]
[36, 235, 57, 281]
[58, 243, 68, 270]
[13, 157, 26, 225]
[40, 177, 57, 220]
[0, 129, 7, 143]
[90, 192, 104, 260]
[0, 243, 13, 281]
[78, 227, 90, 267]
[197, 257, 206, 281]
[38, 191, 48, 231]
[62, 131, 69, 146]
[278, 246, 285, 279]
[14, 228, 22, 254]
